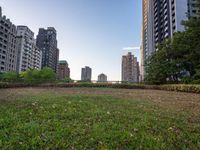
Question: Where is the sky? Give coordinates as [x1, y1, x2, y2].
[0, 0, 142, 81]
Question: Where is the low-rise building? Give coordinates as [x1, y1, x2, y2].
[57, 60, 70, 80]
[98, 73, 107, 82]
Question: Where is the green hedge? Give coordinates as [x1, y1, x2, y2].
[1, 82, 200, 93]
[157, 84, 200, 93]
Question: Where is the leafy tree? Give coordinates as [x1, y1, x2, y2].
[40, 67, 56, 82]
[20, 69, 41, 84]
[20, 68, 56, 84]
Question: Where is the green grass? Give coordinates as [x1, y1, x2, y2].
[0, 88, 199, 149]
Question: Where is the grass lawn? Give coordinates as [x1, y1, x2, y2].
[0, 88, 200, 149]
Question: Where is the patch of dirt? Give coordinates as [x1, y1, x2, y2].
[0, 87, 200, 116]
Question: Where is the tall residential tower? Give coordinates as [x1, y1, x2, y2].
[16, 26, 42, 72]
[36, 27, 59, 72]
[81, 66, 92, 81]
[0, 7, 18, 72]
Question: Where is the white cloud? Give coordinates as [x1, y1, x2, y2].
[123, 47, 140, 51]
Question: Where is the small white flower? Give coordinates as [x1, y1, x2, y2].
[52, 104, 56, 108]
[107, 111, 110, 115]
[134, 128, 139, 132]
[32, 102, 36, 106]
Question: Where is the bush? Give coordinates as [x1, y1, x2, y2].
[1, 78, 200, 94]
[61, 77, 74, 83]
[0, 82, 9, 88]
[1, 71, 19, 82]
[155, 84, 200, 93]
[0, 73, 3, 81]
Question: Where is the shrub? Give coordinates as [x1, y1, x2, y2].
[2, 71, 19, 82]
[61, 77, 74, 83]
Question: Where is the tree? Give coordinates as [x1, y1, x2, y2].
[40, 67, 56, 82]
[20, 68, 56, 84]
[20, 69, 41, 84]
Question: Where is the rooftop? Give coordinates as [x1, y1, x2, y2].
[59, 60, 68, 65]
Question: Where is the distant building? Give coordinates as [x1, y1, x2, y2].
[98, 73, 107, 82]
[0, 7, 18, 72]
[57, 60, 70, 80]
[16, 26, 42, 72]
[81, 66, 92, 81]
[122, 52, 139, 83]
[36, 27, 59, 72]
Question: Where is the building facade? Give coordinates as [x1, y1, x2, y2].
[0, 7, 18, 72]
[140, 0, 154, 81]
[57, 60, 70, 80]
[98, 73, 107, 82]
[140, 0, 199, 81]
[122, 52, 139, 83]
[81, 66, 92, 81]
[16, 26, 42, 72]
[188, 0, 199, 18]
[36, 27, 59, 72]
[33, 42, 42, 71]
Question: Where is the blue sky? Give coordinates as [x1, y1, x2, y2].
[0, 0, 142, 80]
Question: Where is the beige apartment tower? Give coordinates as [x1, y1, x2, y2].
[122, 52, 139, 83]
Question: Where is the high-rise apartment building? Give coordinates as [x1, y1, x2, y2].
[98, 73, 107, 82]
[188, 0, 199, 18]
[36, 27, 59, 72]
[122, 52, 139, 83]
[141, 0, 199, 81]
[16, 26, 42, 72]
[57, 60, 70, 80]
[140, 0, 154, 81]
[81, 66, 92, 81]
[33, 42, 42, 71]
[0, 7, 18, 72]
